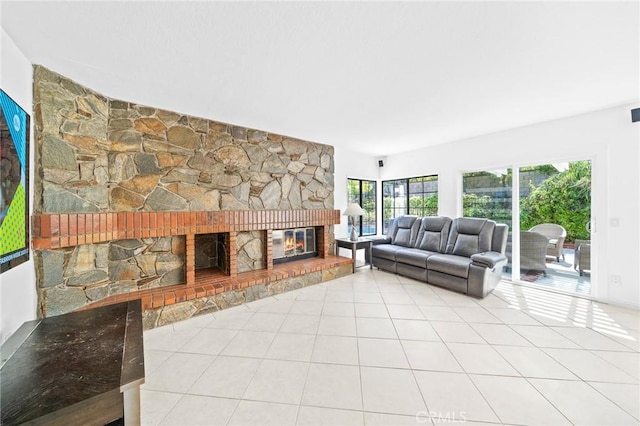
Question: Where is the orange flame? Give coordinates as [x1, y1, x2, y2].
[284, 236, 295, 252]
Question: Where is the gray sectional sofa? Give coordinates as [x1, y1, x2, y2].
[371, 216, 508, 298]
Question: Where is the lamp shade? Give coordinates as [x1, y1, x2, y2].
[343, 203, 366, 217]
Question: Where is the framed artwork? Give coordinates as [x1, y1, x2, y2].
[0, 89, 30, 273]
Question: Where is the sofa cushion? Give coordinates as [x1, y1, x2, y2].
[396, 215, 419, 230]
[446, 218, 496, 257]
[450, 233, 482, 258]
[394, 228, 413, 247]
[389, 216, 420, 247]
[492, 223, 508, 254]
[372, 244, 405, 261]
[427, 254, 472, 278]
[415, 216, 452, 253]
[395, 248, 436, 268]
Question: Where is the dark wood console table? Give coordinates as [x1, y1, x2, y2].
[0, 300, 145, 426]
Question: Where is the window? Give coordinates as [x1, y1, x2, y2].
[408, 176, 439, 217]
[462, 170, 512, 228]
[347, 178, 377, 236]
[382, 179, 407, 232]
[383, 175, 438, 233]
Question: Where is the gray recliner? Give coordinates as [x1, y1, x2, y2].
[372, 216, 508, 298]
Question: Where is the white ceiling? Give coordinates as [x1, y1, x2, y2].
[2, 1, 638, 156]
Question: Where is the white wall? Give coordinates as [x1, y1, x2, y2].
[0, 33, 636, 345]
[380, 105, 640, 309]
[0, 29, 37, 342]
[333, 147, 379, 239]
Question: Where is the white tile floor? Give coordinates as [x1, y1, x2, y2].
[141, 268, 640, 425]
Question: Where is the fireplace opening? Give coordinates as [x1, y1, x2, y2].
[195, 233, 229, 275]
[273, 227, 317, 264]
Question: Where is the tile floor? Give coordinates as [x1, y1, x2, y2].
[141, 268, 640, 425]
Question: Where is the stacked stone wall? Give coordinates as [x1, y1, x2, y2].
[37, 236, 184, 316]
[33, 66, 335, 316]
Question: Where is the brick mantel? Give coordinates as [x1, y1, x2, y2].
[32, 209, 340, 250]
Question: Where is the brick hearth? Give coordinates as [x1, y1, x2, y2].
[79, 256, 352, 312]
[32, 209, 350, 324]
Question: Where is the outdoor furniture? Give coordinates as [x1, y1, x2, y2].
[505, 231, 549, 276]
[529, 223, 567, 262]
[574, 239, 591, 276]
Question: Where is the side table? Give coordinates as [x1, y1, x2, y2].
[335, 237, 373, 273]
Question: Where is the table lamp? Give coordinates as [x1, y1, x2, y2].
[343, 203, 366, 241]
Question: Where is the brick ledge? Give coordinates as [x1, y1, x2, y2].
[78, 256, 353, 312]
[32, 209, 340, 249]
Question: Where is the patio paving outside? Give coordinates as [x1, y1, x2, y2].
[503, 248, 591, 296]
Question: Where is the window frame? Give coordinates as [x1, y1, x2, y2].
[347, 178, 377, 237]
[382, 174, 438, 233]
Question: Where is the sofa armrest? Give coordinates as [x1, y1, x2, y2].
[470, 251, 507, 269]
[370, 236, 392, 245]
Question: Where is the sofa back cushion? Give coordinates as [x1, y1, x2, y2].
[388, 216, 419, 247]
[492, 223, 509, 254]
[415, 217, 452, 253]
[446, 217, 496, 257]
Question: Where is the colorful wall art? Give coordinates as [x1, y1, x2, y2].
[1, 89, 30, 273]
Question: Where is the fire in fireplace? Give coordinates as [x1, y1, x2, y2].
[273, 227, 317, 264]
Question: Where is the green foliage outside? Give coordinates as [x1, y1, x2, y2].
[462, 161, 591, 241]
[382, 197, 392, 229]
[462, 193, 512, 226]
[408, 194, 438, 216]
[462, 170, 513, 227]
[378, 162, 591, 241]
[520, 161, 591, 241]
[348, 179, 376, 234]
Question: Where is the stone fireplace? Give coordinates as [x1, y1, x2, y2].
[30, 66, 350, 327]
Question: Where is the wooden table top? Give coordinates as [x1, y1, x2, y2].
[0, 300, 144, 425]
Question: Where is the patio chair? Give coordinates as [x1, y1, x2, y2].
[529, 223, 566, 262]
[505, 231, 549, 276]
[574, 239, 591, 276]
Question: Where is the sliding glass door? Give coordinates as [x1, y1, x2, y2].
[463, 160, 593, 296]
[462, 169, 513, 280]
[517, 161, 592, 295]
